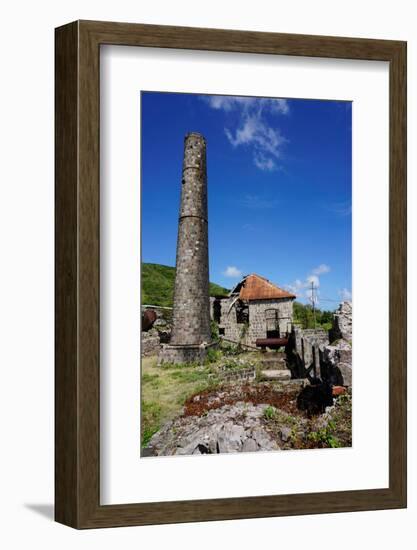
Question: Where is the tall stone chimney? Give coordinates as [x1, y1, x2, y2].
[159, 133, 211, 364]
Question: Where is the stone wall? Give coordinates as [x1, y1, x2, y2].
[141, 329, 161, 357]
[218, 365, 256, 383]
[324, 301, 353, 386]
[218, 297, 245, 343]
[293, 327, 330, 378]
[247, 299, 293, 346]
[214, 296, 293, 347]
[291, 301, 353, 386]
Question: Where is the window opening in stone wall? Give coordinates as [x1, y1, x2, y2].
[265, 308, 280, 338]
[236, 299, 249, 324]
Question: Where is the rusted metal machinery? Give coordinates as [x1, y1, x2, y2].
[142, 309, 157, 332]
[255, 337, 289, 350]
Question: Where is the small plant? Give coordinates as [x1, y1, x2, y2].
[308, 421, 341, 448]
[221, 342, 242, 356]
[210, 320, 220, 342]
[264, 405, 277, 420]
[206, 347, 222, 364]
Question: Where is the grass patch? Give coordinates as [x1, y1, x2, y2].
[141, 356, 221, 449]
[141, 401, 162, 447]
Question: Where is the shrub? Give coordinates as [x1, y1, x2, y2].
[206, 347, 222, 363]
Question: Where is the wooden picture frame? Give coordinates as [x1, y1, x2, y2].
[55, 20, 407, 528]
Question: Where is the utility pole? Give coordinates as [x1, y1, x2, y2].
[311, 281, 317, 329]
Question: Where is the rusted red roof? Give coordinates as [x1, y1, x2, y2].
[236, 273, 296, 301]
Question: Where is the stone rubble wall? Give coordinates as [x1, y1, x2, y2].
[218, 365, 256, 383]
[322, 341, 352, 386]
[324, 301, 353, 386]
[141, 328, 161, 357]
[291, 301, 352, 386]
[330, 300, 352, 342]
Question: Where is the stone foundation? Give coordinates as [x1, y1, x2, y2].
[159, 343, 213, 365]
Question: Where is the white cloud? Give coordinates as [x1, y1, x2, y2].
[241, 194, 278, 209]
[312, 264, 330, 275]
[286, 279, 304, 294]
[203, 95, 289, 171]
[306, 275, 320, 287]
[286, 265, 331, 299]
[223, 266, 243, 278]
[254, 152, 276, 171]
[204, 96, 289, 115]
[327, 201, 352, 217]
[339, 288, 352, 301]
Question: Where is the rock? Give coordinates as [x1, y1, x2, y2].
[330, 301, 352, 342]
[280, 426, 292, 442]
[242, 438, 258, 452]
[146, 402, 280, 456]
[251, 427, 279, 450]
[323, 338, 352, 387]
[217, 422, 245, 453]
[339, 364, 352, 387]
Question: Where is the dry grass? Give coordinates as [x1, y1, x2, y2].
[140, 356, 220, 447]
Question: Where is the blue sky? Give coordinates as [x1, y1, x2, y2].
[141, 92, 352, 309]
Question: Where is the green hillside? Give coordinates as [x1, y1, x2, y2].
[142, 263, 229, 307]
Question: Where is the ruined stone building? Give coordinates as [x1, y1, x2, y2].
[210, 273, 296, 347]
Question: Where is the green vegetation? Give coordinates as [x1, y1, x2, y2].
[221, 358, 252, 371]
[293, 301, 334, 330]
[206, 346, 222, 363]
[142, 263, 229, 307]
[264, 405, 277, 420]
[141, 356, 221, 448]
[141, 401, 162, 447]
[220, 341, 244, 356]
[210, 320, 220, 342]
[262, 391, 352, 450]
[308, 421, 341, 448]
